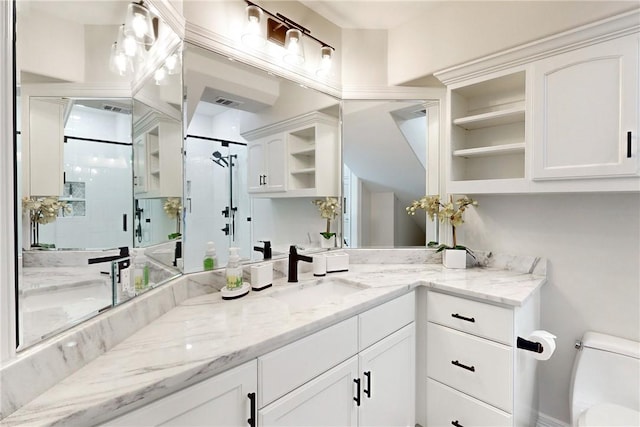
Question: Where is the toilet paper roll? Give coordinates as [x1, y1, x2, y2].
[526, 330, 557, 361]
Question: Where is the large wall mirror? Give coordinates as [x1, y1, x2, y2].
[182, 44, 341, 271]
[15, 0, 182, 349]
[343, 100, 440, 247]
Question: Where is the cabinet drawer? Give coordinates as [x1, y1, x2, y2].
[427, 378, 512, 427]
[258, 317, 358, 408]
[359, 291, 415, 350]
[427, 291, 513, 345]
[427, 323, 513, 412]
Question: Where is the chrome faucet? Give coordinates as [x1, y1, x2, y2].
[254, 240, 272, 260]
[288, 245, 312, 282]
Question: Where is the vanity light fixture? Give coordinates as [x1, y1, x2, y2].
[124, 1, 156, 46]
[242, 0, 335, 74]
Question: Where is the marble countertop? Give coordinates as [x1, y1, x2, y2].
[2, 262, 546, 426]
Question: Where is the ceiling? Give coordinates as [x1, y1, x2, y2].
[300, 0, 442, 29]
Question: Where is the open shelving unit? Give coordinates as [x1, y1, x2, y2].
[448, 70, 528, 192]
[287, 126, 317, 191]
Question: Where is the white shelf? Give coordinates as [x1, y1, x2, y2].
[290, 147, 315, 156]
[453, 107, 525, 130]
[453, 142, 525, 158]
[290, 168, 315, 175]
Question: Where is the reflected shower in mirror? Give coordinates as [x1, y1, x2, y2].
[15, 0, 183, 349]
[183, 44, 341, 272]
[343, 100, 439, 248]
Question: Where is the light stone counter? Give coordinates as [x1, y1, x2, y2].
[1, 260, 546, 427]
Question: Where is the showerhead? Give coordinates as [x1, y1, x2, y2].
[211, 151, 229, 167]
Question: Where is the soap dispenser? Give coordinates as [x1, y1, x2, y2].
[203, 241, 217, 271]
[221, 247, 250, 300]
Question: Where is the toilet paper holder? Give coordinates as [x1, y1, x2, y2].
[517, 336, 544, 353]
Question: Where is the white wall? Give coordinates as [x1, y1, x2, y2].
[461, 193, 640, 423]
[369, 192, 395, 246]
[341, 29, 388, 89]
[388, 1, 638, 85]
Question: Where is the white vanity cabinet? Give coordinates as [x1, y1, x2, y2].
[103, 359, 257, 426]
[259, 291, 416, 427]
[532, 34, 639, 181]
[425, 290, 539, 427]
[243, 112, 339, 198]
[103, 292, 415, 427]
[247, 135, 287, 193]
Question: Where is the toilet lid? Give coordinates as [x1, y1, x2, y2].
[578, 403, 640, 426]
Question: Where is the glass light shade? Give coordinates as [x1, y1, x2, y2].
[241, 5, 266, 48]
[117, 24, 138, 58]
[124, 2, 155, 46]
[316, 46, 333, 77]
[109, 42, 133, 76]
[283, 28, 305, 66]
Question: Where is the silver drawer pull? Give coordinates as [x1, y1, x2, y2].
[451, 360, 475, 372]
[451, 313, 475, 323]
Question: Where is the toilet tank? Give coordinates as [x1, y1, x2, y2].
[570, 332, 640, 426]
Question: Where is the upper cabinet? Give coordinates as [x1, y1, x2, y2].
[436, 10, 640, 194]
[133, 104, 183, 199]
[532, 34, 639, 181]
[243, 112, 340, 198]
[447, 69, 530, 194]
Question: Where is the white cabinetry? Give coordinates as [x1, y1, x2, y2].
[436, 11, 640, 193]
[134, 114, 182, 198]
[27, 98, 66, 196]
[447, 69, 530, 194]
[242, 112, 339, 198]
[259, 291, 415, 427]
[247, 135, 286, 193]
[103, 359, 257, 426]
[425, 291, 539, 427]
[104, 292, 415, 427]
[532, 34, 639, 181]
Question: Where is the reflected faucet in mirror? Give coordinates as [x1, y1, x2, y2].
[254, 240, 272, 260]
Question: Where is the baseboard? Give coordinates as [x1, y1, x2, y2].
[537, 412, 570, 427]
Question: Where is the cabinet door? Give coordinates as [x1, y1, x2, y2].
[247, 142, 265, 192]
[359, 323, 415, 427]
[259, 356, 358, 427]
[133, 134, 148, 194]
[29, 98, 64, 196]
[532, 35, 639, 180]
[104, 360, 257, 426]
[264, 137, 286, 192]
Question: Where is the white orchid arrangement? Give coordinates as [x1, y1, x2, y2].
[163, 197, 182, 219]
[163, 197, 182, 239]
[22, 196, 70, 225]
[406, 195, 477, 253]
[312, 197, 341, 239]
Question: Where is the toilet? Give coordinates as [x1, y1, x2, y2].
[570, 331, 640, 426]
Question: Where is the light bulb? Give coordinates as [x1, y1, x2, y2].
[284, 28, 305, 66]
[165, 53, 178, 73]
[316, 46, 333, 77]
[154, 67, 167, 85]
[131, 13, 148, 39]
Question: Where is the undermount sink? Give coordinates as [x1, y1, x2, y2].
[268, 279, 363, 310]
